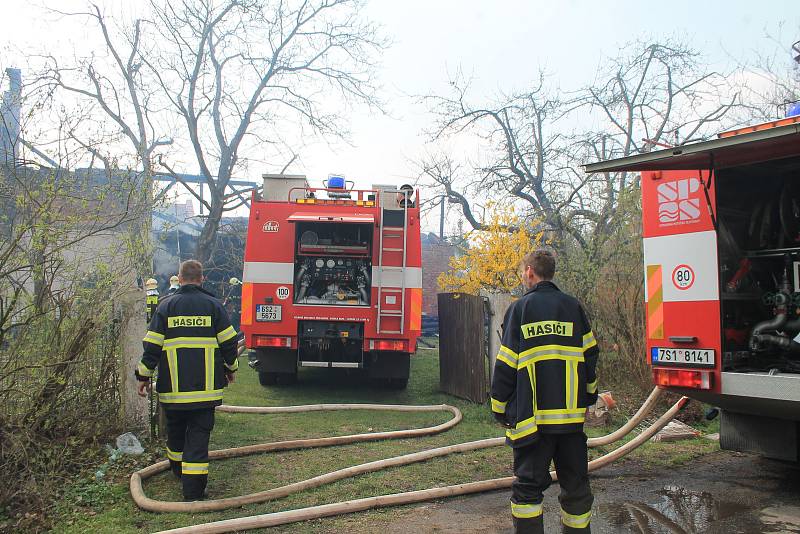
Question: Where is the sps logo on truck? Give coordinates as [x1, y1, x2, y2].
[262, 220, 279, 233]
[657, 178, 701, 226]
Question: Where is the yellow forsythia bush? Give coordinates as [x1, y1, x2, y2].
[438, 204, 542, 295]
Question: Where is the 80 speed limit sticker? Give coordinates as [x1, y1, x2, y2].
[671, 264, 695, 290]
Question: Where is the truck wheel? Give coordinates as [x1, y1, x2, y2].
[387, 377, 408, 390]
[258, 371, 278, 386]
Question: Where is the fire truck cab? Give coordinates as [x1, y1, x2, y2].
[240, 174, 422, 389]
[587, 116, 800, 462]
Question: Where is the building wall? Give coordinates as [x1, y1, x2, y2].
[421, 234, 456, 317]
[1, 68, 21, 164]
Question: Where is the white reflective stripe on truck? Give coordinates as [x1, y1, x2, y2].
[372, 267, 422, 289]
[243, 262, 423, 289]
[643, 230, 720, 303]
[243, 262, 295, 284]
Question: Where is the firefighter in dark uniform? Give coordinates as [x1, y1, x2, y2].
[491, 250, 599, 534]
[135, 260, 239, 501]
[145, 278, 159, 322]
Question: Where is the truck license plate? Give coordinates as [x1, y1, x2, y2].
[652, 347, 715, 367]
[256, 304, 282, 322]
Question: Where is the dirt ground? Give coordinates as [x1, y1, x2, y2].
[369, 450, 800, 533]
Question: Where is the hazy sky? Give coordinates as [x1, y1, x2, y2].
[1, 1, 798, 229]
[337, 0, 799, 186]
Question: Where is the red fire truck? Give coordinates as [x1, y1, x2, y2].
[239, 174, 422, 388]
[586, 114, 800, 462]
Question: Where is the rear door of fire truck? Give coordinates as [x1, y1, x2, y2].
[642, 169, 720, 393]
[586, 119, 800, 462]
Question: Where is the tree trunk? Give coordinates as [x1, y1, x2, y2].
[195, 195, 224, 265]
[119, 286, 149, 430]
[120, 163, 153, 431]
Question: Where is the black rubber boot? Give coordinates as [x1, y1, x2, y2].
[563, 525, 591, 533]
[513, 516, 544, 534]
[183, 488, 209, 502]
[182, 474, 209, 501]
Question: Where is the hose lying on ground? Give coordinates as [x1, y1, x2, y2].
[148, 394, 688, 534]
[132, 403, 468, 513]
[587, 386, 663, 447]
[132, 341, 683, 533]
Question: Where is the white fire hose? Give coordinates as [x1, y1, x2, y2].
[131, 341, 686, 533]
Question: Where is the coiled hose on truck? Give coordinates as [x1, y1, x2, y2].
[130, 340, 688, 534]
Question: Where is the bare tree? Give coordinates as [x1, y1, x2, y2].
[423, 74, 548, 220]
[37, 2, 174, 289]
[734, 27, 800, 122]
[42, 0, 384, 265]
[570, 41, 739, 283]
[44, 4, 170, 180]
[144, 0, 385, 263]
[422, 41, 740, 259]
[422, 41, 744, 381]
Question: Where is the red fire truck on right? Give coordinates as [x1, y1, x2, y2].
[587, 110, 800, 462]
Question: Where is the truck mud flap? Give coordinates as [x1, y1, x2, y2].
[367, 351, 410, 379]
[252, 348, 297, 373]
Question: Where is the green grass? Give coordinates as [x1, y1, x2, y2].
[49, 351, 721, 533]
[416, 335, 439, 349]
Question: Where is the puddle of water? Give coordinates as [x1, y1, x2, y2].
[596, 485, 747, 533]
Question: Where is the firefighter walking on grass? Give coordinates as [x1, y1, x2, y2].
[135, 260, 239, 501]
[491, 250, 599, 533]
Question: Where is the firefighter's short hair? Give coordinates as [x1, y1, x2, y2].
[179, 260, 203, 283]
[521, 249, 556, 281]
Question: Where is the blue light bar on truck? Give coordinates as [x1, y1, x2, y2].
[327, 175, 345, 189]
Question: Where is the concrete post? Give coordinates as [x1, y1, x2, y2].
[482, 291, 514, 384]
[118, 287, 149, 430]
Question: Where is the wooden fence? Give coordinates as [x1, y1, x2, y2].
[437, 292, 486, 403]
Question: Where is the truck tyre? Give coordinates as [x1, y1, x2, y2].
[254, 348, 297, 387]
[387, 377, 408, 390]
[259, 371, 297, 386]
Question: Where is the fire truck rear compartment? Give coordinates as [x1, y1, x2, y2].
[298, 320, 364, 367]
[717, 155, 800, 376]
[293, 222, 372, 306]
[704, 157, 800, 461]
[296, 320, 410, 387]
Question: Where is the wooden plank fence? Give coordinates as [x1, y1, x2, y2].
[437, 292, 486, 403]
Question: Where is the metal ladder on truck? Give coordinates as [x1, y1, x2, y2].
[376, 190, 409, 335]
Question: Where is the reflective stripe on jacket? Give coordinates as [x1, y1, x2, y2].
[490, 281, 599, 448]
[137, 284, 239, 410]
